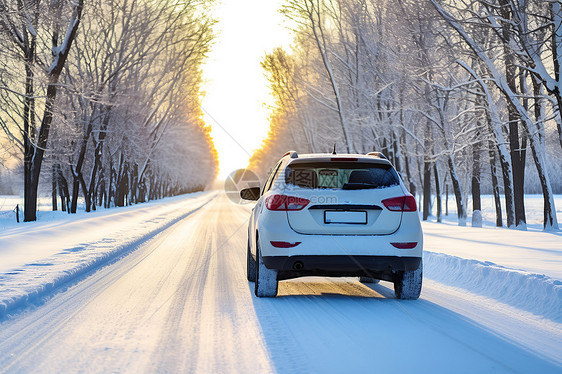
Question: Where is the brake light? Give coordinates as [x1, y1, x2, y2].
[265, 194, 310, 211]
[270, 241, 302, 248]
[382, 196, 417, 212]
[391, 242, 418, 249]
[402, 196, 417, 211]
[331, 157, 358, 161]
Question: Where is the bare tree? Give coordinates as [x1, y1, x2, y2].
[0, 0, 84, 221]
[431, 0, 558, 230]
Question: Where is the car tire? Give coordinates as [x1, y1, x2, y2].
[247, 237, 256, 282]
[394, 261, 422, 300]
[359, 276, 379, 284]
[254, 240, 278, 297]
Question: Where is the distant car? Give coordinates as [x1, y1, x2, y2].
[241, 151, 423, 299]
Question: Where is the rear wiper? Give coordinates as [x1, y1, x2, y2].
[342, 183, 378, 190]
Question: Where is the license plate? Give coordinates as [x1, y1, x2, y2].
[324, 210, 367, 224]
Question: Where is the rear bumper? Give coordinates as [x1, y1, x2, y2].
[263, 255, 421, 280]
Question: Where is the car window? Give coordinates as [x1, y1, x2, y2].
[262, 160, 283, 194]
[285, 162, 399, 190]
[268, 161, 287, 191]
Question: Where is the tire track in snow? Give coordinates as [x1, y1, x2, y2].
[147, 197, 274, 373]
[149, 207, 215, 372]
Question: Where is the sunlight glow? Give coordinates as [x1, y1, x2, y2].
[201, 0, 292, 179]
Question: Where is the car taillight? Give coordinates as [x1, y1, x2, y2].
[382, 196, 417, 212]
[270, 241, 302, 248]
[265, 194, 310, 211]
[391, 242, 418, 249]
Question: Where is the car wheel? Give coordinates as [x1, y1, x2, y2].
[247, 237, 256, 282]
[359, 276, 379, 284]
[394, 261, 422, 300]
[254, 240, 278, 297]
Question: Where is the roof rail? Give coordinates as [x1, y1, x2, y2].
[366, 151, 387, 159]
[282, 150, 299, 159]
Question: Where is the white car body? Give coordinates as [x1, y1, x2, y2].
[244, 152, 423, 298]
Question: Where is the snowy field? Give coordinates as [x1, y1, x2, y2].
[0, 195, 86, 232]
[0, 192, 560, 372]
[423, 193, 562, 230]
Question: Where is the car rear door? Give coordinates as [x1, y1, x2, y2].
[283, 160, 406, 235]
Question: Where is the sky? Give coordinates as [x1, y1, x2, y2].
[201, 0, 293, 179]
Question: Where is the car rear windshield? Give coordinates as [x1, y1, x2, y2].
[285, 162, 399, 190]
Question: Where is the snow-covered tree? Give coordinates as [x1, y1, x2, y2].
[0, 0, 218, 218]
[251, 0, 561, 231]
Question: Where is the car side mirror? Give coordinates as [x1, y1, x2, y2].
[240, 187, 261, 201]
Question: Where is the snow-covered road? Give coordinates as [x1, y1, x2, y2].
[0, 194, 560, 373]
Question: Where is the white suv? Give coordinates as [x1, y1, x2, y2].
[241, 152, 423, 299]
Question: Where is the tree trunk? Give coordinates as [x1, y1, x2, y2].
[489, 141, 503, 227]
[132, 164, 139, 204]
[107, 157, 114, 209]
[499, 0, 526, 228]
[70, 172, 80, 213]
[402, 130, 416, 196]
[422, 122, 431, 221]
[115, 161, 129, 207]
[57, 165, 70, 213]
[530, 75, 559, 230]
[434, 163, 441, 223]
[23, 65, 36, 222]
[507, 82, 526, 229]
[55, 164, 66, 212]
[70, 114, 95, 213]
[422, 160, 431, 221]
[79, 174, 90, 212]
[52, 165, 58, 211]
[22, 0, 84, 221]
[445, 183, 448, 216]
[448, 155, 465, 226]
[472, 133, 482, 227]
[22, 14, 38, 221]
[88, 108, 111, 210]
[392, 131, 402, 173]
[550, 1, 562, 151]
[98, 177, 105, 208]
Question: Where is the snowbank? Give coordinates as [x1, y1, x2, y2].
[422, 221, 562, 280]
[425, 251, 562, 323]
[0, 192, 215, 319]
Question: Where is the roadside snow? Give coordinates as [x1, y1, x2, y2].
[421, 195, 562, 323]
[422, 221, 562, 280]
[424, 251, 562, 322]
[0, 192, 216, 318]
[0, 192, 212, 273]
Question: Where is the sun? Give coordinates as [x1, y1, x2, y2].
[201, 0, 292, 180]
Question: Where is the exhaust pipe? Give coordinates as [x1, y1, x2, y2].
[293, 261, 304, 271]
